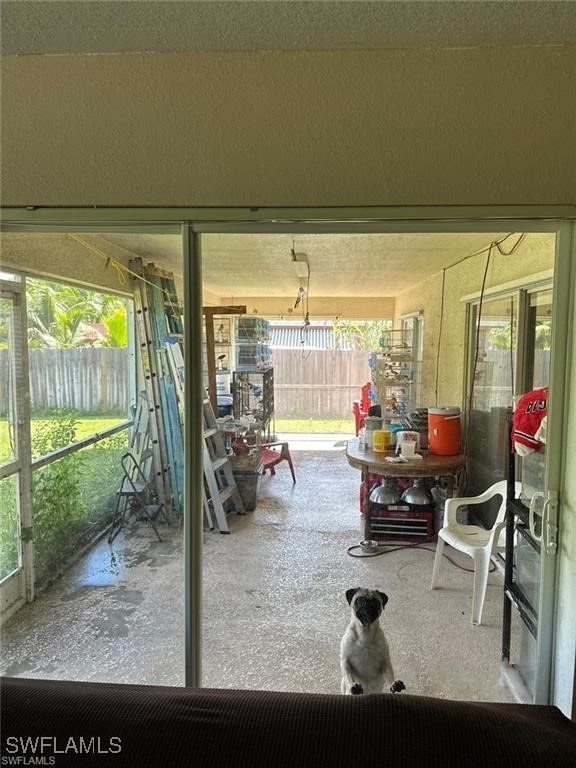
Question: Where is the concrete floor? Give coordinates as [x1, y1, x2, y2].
[0, 438, 513, 702]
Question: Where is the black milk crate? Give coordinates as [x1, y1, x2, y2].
[369, 503, 434, 543]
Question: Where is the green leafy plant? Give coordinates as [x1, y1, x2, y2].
[0, 477, 19, 580]
[81, 431, 127, 514]
[100, 306, 128, 348]
[31, 413, 86, 576]
[489, 319, 551, 351]
[26, 277, 128, 349]
[333, 319, 393, 350]
[32, 411, 80, 456]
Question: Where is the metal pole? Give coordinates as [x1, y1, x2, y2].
[183, 225, 204, 687]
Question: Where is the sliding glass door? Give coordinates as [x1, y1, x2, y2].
[0, 211, 573, 709]
[525, 289, 552, 391]
[467, 294, 518, 503]
[466, 267, 562, 704]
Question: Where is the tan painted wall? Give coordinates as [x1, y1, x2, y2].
[2, 47, 575, 206]
[394, 233, 556, 408]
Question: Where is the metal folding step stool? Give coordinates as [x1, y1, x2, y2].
[108, 452, 164, 542]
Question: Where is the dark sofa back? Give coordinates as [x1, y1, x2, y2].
[2, 677, 575, 767]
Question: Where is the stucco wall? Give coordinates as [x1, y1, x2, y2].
[394, 233, 555, 408]
[0, 234, 133, 294]
[1, 47, 575, 206]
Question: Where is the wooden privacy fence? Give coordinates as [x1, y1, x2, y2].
[272, 348, 550, 419]
[271, 349, 371, 419]
[0, 348, 130, 413]
[0, 346, 549, 420]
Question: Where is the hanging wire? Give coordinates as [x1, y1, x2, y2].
[462, 233, 526, 458]
[509, 295, 515, 396]
[427, 232, 527, 458]
[434, 268, 446, 407]
[444, 232, 522, 271]
[299, 253, 312, 358]
[463, 246, 493, 458]
[300, 300, 313, 359]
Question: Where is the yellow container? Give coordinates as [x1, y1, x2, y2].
[372, 429, 391, 452]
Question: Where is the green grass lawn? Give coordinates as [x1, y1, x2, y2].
[0, 415, 355, 464]
[69, 417, 127, 440]
[273, 418, 354, 434]
[0, 416, 127, 463]
[0, 415, 354, 456]
[0, 415, 130, 580]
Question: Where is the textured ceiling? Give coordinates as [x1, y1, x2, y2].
[0, 3, 563, 299]
[2, 1, 576, 56]
[100, 232, 510, 298]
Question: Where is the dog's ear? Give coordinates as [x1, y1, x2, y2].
[378, 591, 389, 607]
[345, 588, 360, 605]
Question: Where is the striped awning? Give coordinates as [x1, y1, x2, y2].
[269, 325, 353, 350]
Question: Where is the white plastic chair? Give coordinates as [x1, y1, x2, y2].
[430, 480, 520, 625]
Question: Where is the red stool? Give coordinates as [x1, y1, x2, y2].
[352, 382, 372, 436]
[260, 442, 296, 483]
[360, 382, 372, 412]
[352, 401, 367, 436]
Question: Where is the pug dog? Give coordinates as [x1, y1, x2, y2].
[340, 587, 405, 695]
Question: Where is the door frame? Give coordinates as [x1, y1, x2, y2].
[0, 276, 33, 620]
[1, 206, 574, 711]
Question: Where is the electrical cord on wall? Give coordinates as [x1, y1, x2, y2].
[299, 258, 312, 359]
[509, 295, 515, 396]
[463, 246, 493, 457]
[434, 268, 446, 407]
[462, 233, 527, 457]
[431, 232, 527, 415]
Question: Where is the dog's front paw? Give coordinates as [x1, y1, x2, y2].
[390, 680, 406, 693]
[350, 683, 364, 695]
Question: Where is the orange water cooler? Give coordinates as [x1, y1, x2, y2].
[428, 407, 461, 455]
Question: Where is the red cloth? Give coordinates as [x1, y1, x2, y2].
[512, 387, 548, 454]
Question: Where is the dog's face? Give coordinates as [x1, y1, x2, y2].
[346, 588, 388, 626]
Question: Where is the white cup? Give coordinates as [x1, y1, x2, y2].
[399, 440, 416, 459]
[395, 431, 420, 452]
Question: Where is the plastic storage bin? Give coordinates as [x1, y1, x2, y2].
[231, 463, 263, 511]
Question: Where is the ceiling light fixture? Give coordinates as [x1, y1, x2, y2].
[291, 248, 310, 278]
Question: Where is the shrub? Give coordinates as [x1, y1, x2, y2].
[31, 413, 86, 577]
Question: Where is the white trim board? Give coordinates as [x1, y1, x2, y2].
[460, 269, 554, 303]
